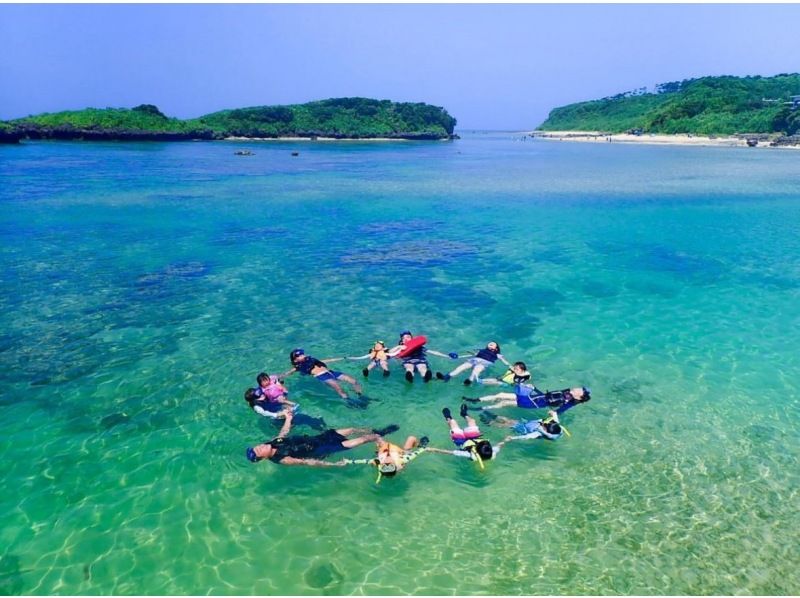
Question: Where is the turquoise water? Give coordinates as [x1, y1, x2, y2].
[1, 134, 799, 595]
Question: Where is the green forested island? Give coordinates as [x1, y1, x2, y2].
[0, 98, 457, 143]
[538, 74, 800, 136]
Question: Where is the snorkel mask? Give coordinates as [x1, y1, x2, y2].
[376, 461, 398, 484]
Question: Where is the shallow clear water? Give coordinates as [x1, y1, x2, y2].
[1, 134, 799, 595]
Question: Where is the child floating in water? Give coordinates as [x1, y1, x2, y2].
[485, 410, 567, 448]
[346, 340, 391, 378]
[243, 372, 297, 418]
[343, 431, 428, 482]
[256, 372, 292, 403]
[475, 361, 532, 387]
[425, 404, 498, 464]
[370, 434, 427, 481]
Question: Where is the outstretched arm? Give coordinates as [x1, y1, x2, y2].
[341, 458, 375, 465]
[556, 401, 580, 415]
[281, 367, 298, 379]
[497, 354, 512, 367]
[345, 353, 372, 360]
[424, 447, 452, 455]
[276, 413, 294, 439]
[279, 457, 347, 467]
[502, 431, 545, 443]
[427, 349, 455, 359]
[426, 447, 473, 459]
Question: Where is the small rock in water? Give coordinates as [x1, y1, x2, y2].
[101, 412, 130, 429]
[304, 561, 344, 590]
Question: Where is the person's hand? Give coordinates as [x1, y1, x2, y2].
[448, 352, 459, 359]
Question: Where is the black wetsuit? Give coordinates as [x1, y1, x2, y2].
[294, 357, 328, 375]
[267, 430, 348, 463]
[536, 388, 591, 414]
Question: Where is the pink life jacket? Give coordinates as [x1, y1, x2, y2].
[262, 375, 288, 401]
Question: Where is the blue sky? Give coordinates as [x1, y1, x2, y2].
[1, 4, 799, 129]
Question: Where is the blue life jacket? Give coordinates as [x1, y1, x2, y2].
[475, 348, 499, 362]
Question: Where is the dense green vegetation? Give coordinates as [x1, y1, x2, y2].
[4, 98, 457, 141]
[16, 104, 192, 131]
[538, 74, 800, 135]
[198, 98, 457, 138]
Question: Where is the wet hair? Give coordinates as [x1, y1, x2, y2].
[475, 440, 494, 461]
[256, 372, 270, 386]
[513, 361, 528, 371]
[488, 341, 501, 353]
[544, 421, 562, 435]
[244, 388, 259, 407]
[399, 330, 412, 341]
[289, 348, 305, 362]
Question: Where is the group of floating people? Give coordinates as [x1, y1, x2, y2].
[244, 331, 592, 481]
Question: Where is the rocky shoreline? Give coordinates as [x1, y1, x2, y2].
[0, 129, 22, 144]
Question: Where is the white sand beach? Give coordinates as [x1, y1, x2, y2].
[529, 131, 798, 149]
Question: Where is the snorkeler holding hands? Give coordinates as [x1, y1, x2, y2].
[282, 348, 366, 406]
[435, 341, 511, 386]
[475, 360, 532, 387]
[462, 361, 591, 413]
[346, 340, 391, 378]
[387, 331, 456, 383]
[487, 410, 568, 450]
[343, 433, 429, 482]
[246, 411, 399, 466]
[425, 404, 498, 466]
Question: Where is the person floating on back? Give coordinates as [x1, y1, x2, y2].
[463, 379, 591, 414]
[246, 411, 398, 466]
[346, 340, 391, 378]
[282, 348, 366, 407]
[244, 371, 297, 419]
[475, 360, 532, 387]
[436, 341, 512, 386]
[425, 404, 499, 466]
[387, 331, 454, 383]
[344, 433, 430, 483]
[486, 410, 568, 450]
